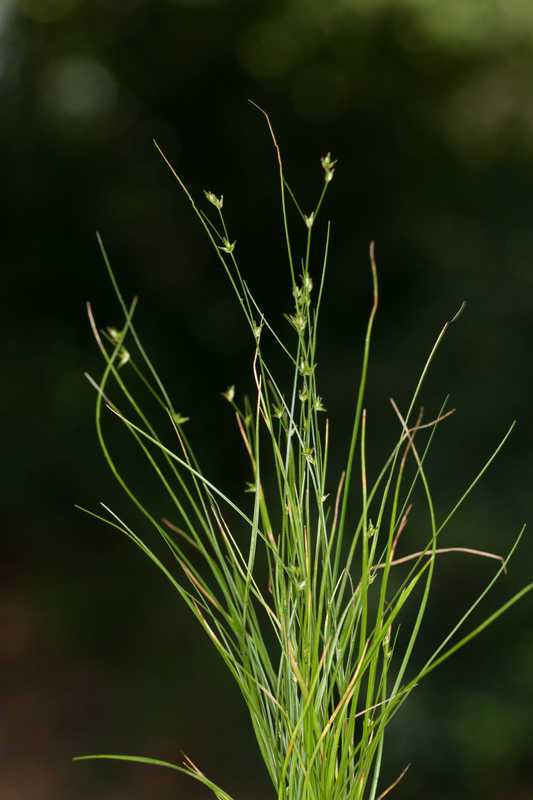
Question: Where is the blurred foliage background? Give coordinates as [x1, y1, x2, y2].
[2, 0, 533, 798]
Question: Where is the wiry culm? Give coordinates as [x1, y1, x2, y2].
[74, 108, 532, 800]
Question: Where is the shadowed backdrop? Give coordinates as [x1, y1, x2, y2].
[2, 1, 532, 799]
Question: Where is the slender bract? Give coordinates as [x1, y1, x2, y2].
[76, 111, 531, 800]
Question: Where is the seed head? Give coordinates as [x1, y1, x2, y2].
[107, 326, 120, 342]
[287, 312, 306, 333]
[320, 152, 337, 183]
[219, 237, 236, 254]
[222, 385, 235, 403]
[118, 347, 130, 368]
[204, 190, 224, 210]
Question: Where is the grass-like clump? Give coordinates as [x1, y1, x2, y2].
[75, 107, 531, 800]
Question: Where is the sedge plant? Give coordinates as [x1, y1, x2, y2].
[75, 108, 532, 800]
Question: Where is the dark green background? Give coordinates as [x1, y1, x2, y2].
[2, 1, 532, 798]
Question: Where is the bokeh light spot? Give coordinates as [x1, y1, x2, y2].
[17, 0, 79, 23]
[43, 57, 117, 120]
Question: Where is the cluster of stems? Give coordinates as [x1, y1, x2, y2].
[76, 108, 531, 800]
